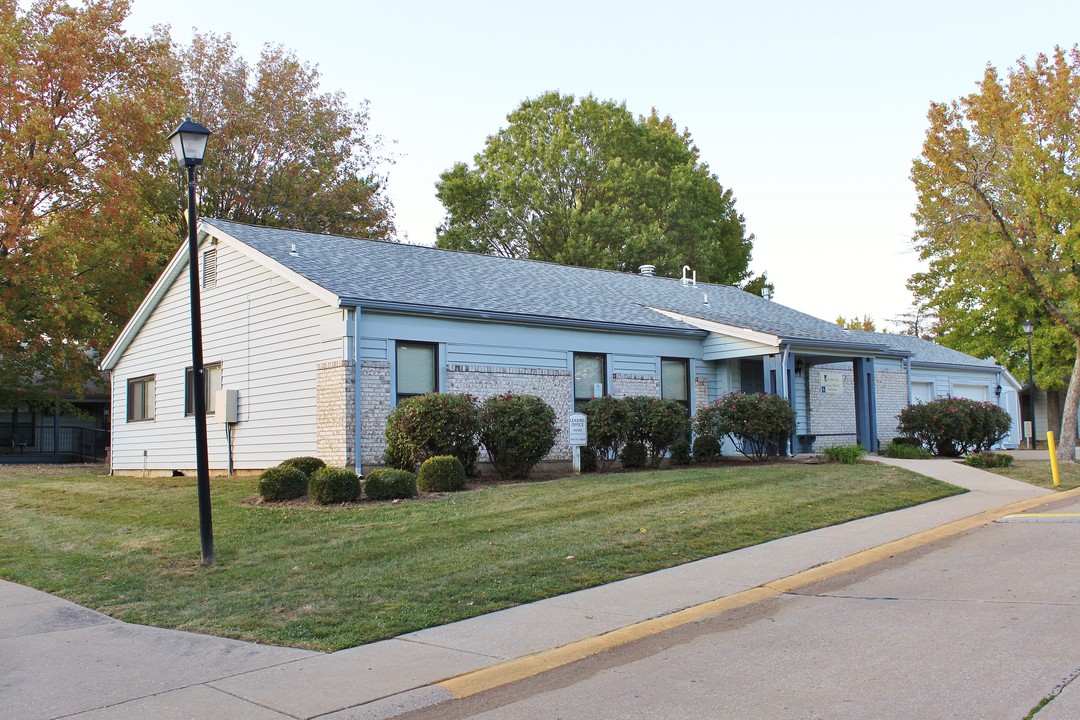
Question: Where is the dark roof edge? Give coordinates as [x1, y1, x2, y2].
[340, 298, 708, 338]
[910, 360, 1003, 372]
[779, 337, 904, 355]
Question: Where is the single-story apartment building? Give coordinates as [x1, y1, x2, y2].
[100, 219, 1020, 475]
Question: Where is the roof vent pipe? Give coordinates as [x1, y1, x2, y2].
[761, 287, 772, 301]
[289, 243, 299, 257]
[638, 264, 656, 277]
[681, 265, 696, 287]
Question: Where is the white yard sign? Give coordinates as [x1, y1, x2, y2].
[568, 413, 588, 446]
[821, 373, 843, 395]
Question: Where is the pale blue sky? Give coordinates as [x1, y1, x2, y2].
[125, 0, 1080, 329]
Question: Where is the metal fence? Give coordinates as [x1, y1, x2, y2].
[0, 426, 109, 463]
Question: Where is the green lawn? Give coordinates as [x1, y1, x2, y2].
[0, 462, 963, 651]
[986, 459, 1080, 490]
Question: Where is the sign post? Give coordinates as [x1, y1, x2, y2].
[568, 412, 588, 473]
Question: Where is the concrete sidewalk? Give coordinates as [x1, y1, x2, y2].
[1, 459, 1071, 720]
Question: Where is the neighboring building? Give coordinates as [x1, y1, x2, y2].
[0, 382, 110, 465]
[100, 219, 1019, 476]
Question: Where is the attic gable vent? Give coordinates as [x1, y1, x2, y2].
[202, 248, 218, 289]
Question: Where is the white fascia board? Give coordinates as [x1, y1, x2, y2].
[100, 221, 340, 371]
[646, 307, 781, 348]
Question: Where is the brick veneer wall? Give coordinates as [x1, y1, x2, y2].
[808, 365, 857, 450]
[447, 365, 574, 461]
[695, 376, 711, 413]
[360, 360, 391, 466]
[807, 364, 910, 451]
[613, 373, 660, 399]
[316, 360, 354, 467]
[875, 368, 908, 446]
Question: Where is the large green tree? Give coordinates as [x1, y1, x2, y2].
[0, 0, 181, 409]
[436, 91, 762, 287]
[176, 32, 395, 239]
[909, 46, 1080, 463]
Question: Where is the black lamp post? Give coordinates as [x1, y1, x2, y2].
[1022, 319, 1035, 451]
[168, 118, 215, 565]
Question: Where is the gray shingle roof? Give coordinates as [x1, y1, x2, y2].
[848, 330, 999, 368]
[204, 220, 908, 351]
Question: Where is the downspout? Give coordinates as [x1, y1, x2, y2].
[905, 356, 912, 405]
[350, 308, 363, 477]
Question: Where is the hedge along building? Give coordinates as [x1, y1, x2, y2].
[100, 219, 1020, 476]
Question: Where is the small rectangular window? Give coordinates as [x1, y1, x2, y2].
[185, 363, 222, 416]
[574, 353, 606, 412]
[397, 342, 437, 403]
[127, 376, 156, 422]
[661, 358, 690, 407]
[202, 248, 218, 289]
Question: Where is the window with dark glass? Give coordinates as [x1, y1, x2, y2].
[661, 358, 690, 409]
[127, 376, 156, 422]
[185, 363, 222, 416]
[397, 342, 437, 404]
[573, 353, 606, 412]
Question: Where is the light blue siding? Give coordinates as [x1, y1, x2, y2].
[703, 334, 776, 361]
[614, 354, 659, 374]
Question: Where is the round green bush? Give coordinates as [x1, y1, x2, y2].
[363, 469, 417, 501]
[696, 393, 795, 461]
[622, 396, 690, 468]
[279, 456, 327, 478]
[257, 465, 308, 502]
[621, 442, 647, 469]
[478, 392, 557, 480]
[581, 397, 630, 472]
[898, 397, 1011, 457]
[417, 455, 466, 492]
[384, 393, 480, 475]
[669, 437, 692, 465]
[309, 466, 361, 505]
[964, 451, 1014, 468]
[692, 435, 722, 463]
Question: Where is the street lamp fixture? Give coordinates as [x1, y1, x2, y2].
[168, 117, 215, 565]
[1022, 319, 1035, 451]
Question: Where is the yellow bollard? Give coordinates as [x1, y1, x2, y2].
[1046, 431, 1061, 488]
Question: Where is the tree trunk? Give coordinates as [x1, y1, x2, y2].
[1057, 342, 1080, 465]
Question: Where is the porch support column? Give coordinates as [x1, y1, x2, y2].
[853, 357, 878, 451]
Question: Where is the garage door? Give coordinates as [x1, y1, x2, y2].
[953, 384, 989, 402]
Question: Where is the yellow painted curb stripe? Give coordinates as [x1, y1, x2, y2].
[1006, 513, 1080, 517]
[437, 486, 1080, 699]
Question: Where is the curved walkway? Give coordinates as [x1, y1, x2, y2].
[2, 460, 1073, 720]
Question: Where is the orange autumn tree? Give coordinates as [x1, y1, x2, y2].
[910, 46, 1080, 464]
[0, 0, 181, 409]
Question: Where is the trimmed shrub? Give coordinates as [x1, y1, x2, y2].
[279, 456, 326, 478]
[891, 436, 921, 447]
[309, 466, 361, 505]
[823, 445, 867, 464]
[581, 397, 630, 473]
[884, 441, 933, 459]
[620, 442, 648, 469]
[622, 396, 690, 468]
[692, 434, 722, 463]
[897, 397, 1011, 457]
[417, 455, 467, 492]
[669, 438, 692, 465]
[257, 465, 308, 502]
[700, 392, 796, 462]
[579, 446, 598, 472]
[384, 393, 480, 475]
[363, 469, 417, 501]
[964, 451, 1015, 469]
[479, 392, 558, 480]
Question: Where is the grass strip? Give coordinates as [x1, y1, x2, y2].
[0, 462, 962, 651]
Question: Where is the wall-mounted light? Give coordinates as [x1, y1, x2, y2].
[794, 358, 804, 375]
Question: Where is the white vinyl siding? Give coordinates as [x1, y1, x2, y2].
[109, 239, 340, 472]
